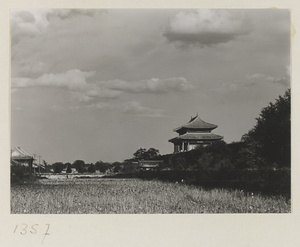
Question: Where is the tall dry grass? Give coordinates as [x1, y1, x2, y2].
[11, 179, 290, 214]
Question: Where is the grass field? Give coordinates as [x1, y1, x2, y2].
[11, 178, 290, 214]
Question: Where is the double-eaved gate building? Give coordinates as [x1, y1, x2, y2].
[169, 114, 223, 153]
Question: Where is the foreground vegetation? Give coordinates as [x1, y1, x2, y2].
[11, 179, 290, 214]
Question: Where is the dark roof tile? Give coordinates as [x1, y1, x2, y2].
[174, 115, 217, 132]
[169, 132, 223, 143]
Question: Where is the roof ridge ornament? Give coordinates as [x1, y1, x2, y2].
[173, 114, 218, 132]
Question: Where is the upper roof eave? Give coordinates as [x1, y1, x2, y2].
[173, 115, 218, 132]
[11, 146, 34, 159]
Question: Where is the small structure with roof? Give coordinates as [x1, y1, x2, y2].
[11, 146, 34, 173]
[169, 114, 223, 153]
[139, 160, 163, 171]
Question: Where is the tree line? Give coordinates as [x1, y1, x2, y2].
[50, 89, 290, 173]
[12, 88, 290, 193]
[48, 147, 160, 174]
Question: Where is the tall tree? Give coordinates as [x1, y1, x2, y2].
[112, 162, 123, 172]
[145, 148, 160, 159]
[242, 89, 290, 167]
[73, 160, 85, 173]
[66, 163, 72, 173]
[95, 161, 111, 173]
[52, 162, 64, 173]
[133, 148, 160, 160]
[133, 148, 147, 160]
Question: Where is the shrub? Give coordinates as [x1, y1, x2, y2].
[88, 164, 96, 173]
[11, 165, 37, 184]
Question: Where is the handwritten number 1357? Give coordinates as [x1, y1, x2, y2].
[13, 224, 50, 236]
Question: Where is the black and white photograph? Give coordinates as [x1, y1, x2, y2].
[2, 0, 300, 245]
[10, 8, 291, 214]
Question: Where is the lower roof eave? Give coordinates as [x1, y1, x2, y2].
[180, 138, 223, 142]
[169, 137, 223, 143]
[12, 157, 34, 160]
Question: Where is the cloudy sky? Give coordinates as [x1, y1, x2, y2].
[11, 9, 290, 164]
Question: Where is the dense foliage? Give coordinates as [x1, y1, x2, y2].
[95, 161, 112, 173]
[66, 163, 72, 173]
[242, 89, 290, 168]
[88, 163, 96, 173]
[73, 160, 85, 173]
[52, 162, 65, 173]
[132, 147, 160, 161]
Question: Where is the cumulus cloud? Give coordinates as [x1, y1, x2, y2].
[71, 89, 121, 102]
[11, 9, 51, 44]
[11, 69, 121, 102]
[82, 100, 163, 118]
[121, 101, 164, 117]
[216, 70, 290, 94]
[97, 77, 194, 94]
[12, 69, 194, 103]
[164, 9, 251, 47]
[12, 69, 95, 89]
[48, 9, 99, 19]
[11, 9, 101, 44]
[14, 59, 48, 78]
[246, 73, 290, 86]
